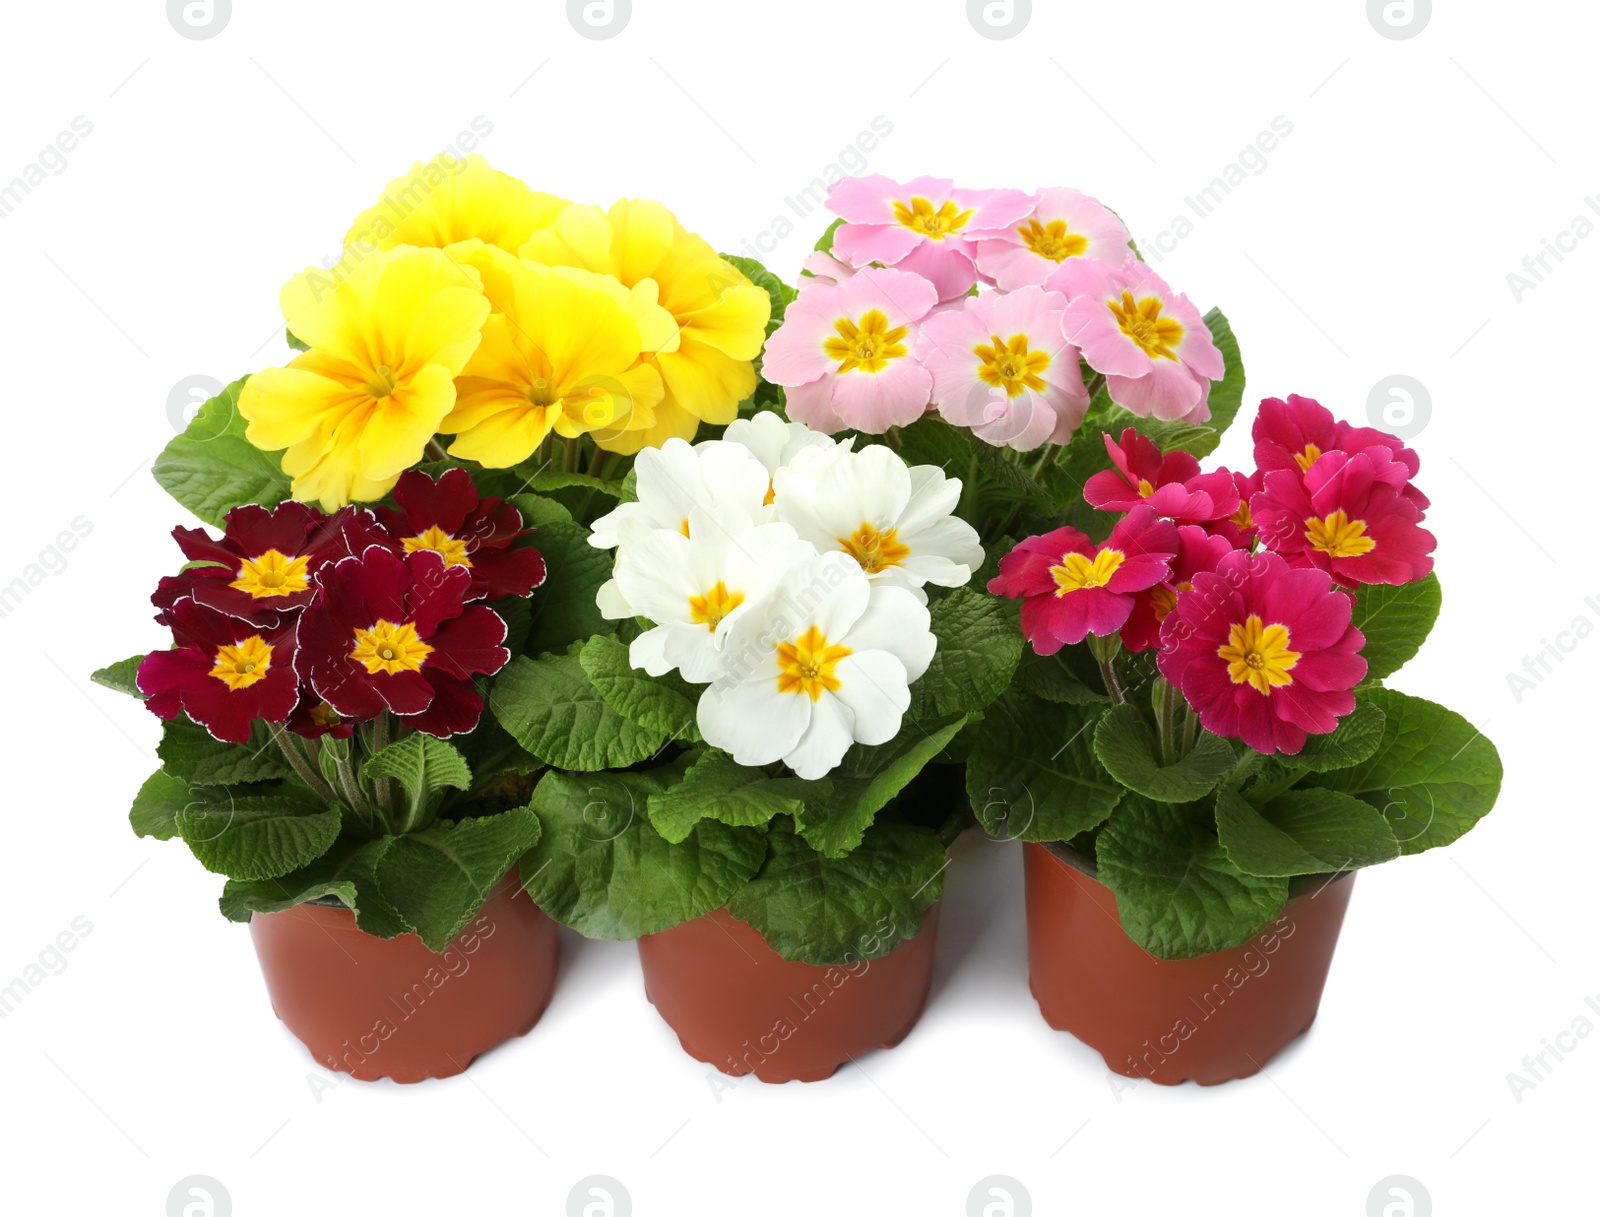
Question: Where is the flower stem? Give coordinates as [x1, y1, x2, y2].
[1181, 701, 1198, 758]
[1084, 371, 1106, 401]
[333, 747, 376, 832]
[270, 725, 338, 804]
[369, 712, 394, 824]
[1158, 679, 1178, 767]
[1088, 633, 1126, 705]
[425, 437, 448, 462]
[563, 435, 582, 474]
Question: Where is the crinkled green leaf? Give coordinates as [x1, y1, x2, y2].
[219, 837, 409, 938]
[1096, 794, 1287, 960]
[374, 805, 543, 951]
[175, 796, 341, 882]
[362, 734, 472, 825]
[1216, 786, 1400, 877]
[966, 691, 1121, 842]
[579, 634, 701, 742]
[647, 749, 810, 842]
[909, 587, 1023, 719]
[799, 714, 968, 857]
[1306, 688, 1501, 856]
[518, 520, 614, 656]
[157, 717, 293, 785]
[130, 770, 203, 841]
[1292, 699, 1387, 772]
[92, 655, 146, 698]
[1093, 703, 1236, 803]
[1350, 574, 1441, 681]
[521, 769, 767, 939]
[151, 376, 293, 526]
[727, 818, 947, 965]
[490, 648, 667, 772]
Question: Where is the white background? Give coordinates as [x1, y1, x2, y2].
[0, 1, 1591, 1213]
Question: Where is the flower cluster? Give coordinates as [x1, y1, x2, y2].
[240, 154, 772, 510]
[764, 175, 1223, 448]
[137, 470, 543, 743]
[989, 394, 1436, 753]
[590, 412, 984, 778]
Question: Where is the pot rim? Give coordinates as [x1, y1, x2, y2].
[1033, 837, 1351, 898]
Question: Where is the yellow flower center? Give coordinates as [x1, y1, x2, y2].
[1233, 499, 1253, 529]
[689, 581, 745, 632]
[1304, 509, 1375, 558]
[230, 549, 311, 600]
[1218, 614, 1300, 695]
[403, 525, 474, 569]
[1017, 218, 1088, 263]
[973, 333, 1051, 399]
[1150, 580, 1191, 622]
[839, 523, 911, 574]
[892, 196, 975, 240]
[823, 309, 909, 375]
[1137, 478, 1156, 497]
[1295, 443, 1322, 473]
[350, 619, 433, 676]
[364, 364, 398, 399]
[1051, 548, 1125, 595]
[776, 624, 852, 702]
[1107, 291, 1183, 361]
[209, 635, 274, 691]
[308, 701, 342, 730]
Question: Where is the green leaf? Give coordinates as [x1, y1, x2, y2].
[909, 588, 1023, 719]
[519, 521, 614, 655]
[1096, 794, 1288, 959]
[156, 718, 294, 785]
[1194, 307, 1245, 451]
[509, 492, 575, 528]
[151, 376, 293, 526]
[92, 655, 146, 698]
[285, 328, 309, 352]
[1093, 703, 1237, 803]
[579, 634, 701, 742]
[130, 770, 202, 841]
[966, 692, 1121, 842]
[490, 649, 668, 771]
[1014, 656, 1107, 704]
[218, 837, 410, 938]
[1292, 699, 1387, 772]
[898, 415, 1052, 513]
[515, 468, 625, 499]
[647, 750, 810, 842]
[727, 818, 947, 965]
[1216, 786, 1399, 877]
[721, 253, 797, 338]
[1306, 688, 1501, 856]
[521, 769, 768, 939]
[1350, 574, 1442, 681]
[800, 714, 968, 857]
[362, 735, 472, 826]
[175, 796, 341, 881]
[375, 805, 544, 951]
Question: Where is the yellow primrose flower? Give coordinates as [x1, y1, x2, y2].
[239, 247, 490, 510]
[441, 260, 665, 467]
[521, 198, 771, 453]
[344, 154, 569, 256]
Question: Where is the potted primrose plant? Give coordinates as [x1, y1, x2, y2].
[95, 153, 782, 1081]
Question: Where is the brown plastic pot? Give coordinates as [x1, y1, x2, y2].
[1024, 841, 1354, 1085]
[248, 871, 557, 1082]
[637, 904, 942, 1083]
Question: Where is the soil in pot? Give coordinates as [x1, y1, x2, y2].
[637, 905, 942, 1084]
[1024, 841, 1354, 1085]
[248, 871, 558, 1083]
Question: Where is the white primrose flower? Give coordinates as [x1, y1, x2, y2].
[608, 503, 817, 683]
[711, 410, 852, 484]
[588, 437, 770, 550]
[772, 443, 985, 597]
[698, 550, 936, 780]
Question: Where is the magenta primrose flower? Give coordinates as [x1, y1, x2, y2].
[826, 174, 1034, 301]
[1051, 258, 1223, 423]
[762, 265, 938, 434]
[1252, 393, 1422, 494]
[916, 285, 1091, 451]
[988, 506, 1180, 653]
[1158, 550, 1367, 755]
[1120, 524, 1235, 654]
[972, 186, 1134, 290]
[1084, 428, 1239, 522]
